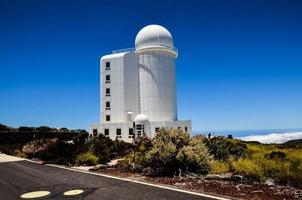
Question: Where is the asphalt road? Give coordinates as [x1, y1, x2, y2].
[0, 159, 219, 200]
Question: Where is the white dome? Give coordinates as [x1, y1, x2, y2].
[134, 114, 149, 122]
[135, 25, 174, 51]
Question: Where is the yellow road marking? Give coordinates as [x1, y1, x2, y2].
[20, 191, 50, 199]
[63, 189, 84, 196]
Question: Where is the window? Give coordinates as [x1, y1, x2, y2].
[105, 88, 110, 97]
[116, 128, 122, 138]
[104, 129, 109, 136]
[155, 127, 160, 133]
[106, 101, 110, 110]
[185, 127, 188, 132]
[105, 62, 110, 70]
[106, 75, 110, 83]
[128, 128, 133, 138]
[135, 124, 144, 137]
[93, 129, 98, 136]
[106, 115, 110, 122]
[178, 127, 182, 130]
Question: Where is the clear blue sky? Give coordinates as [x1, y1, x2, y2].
[1, 0, 301, 132]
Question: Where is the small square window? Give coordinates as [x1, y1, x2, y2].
[129, 128, 133, 135]
[105, 62, 110, 70]
[155, 127, 160, 133]
[106, 101, 110, 110]
[116, 128, 122, 138]
[106, 75, 110, 83]
[106, 88, 110, 97]
[104, 129, 109, 136]
[106, 101, 110, 107]
[106, 115, 110, 122]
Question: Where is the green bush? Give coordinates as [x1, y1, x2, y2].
[265, 151, 286, 160]
[210, 161, 230, 174]
[177, 137, 212, 174]
[204, 136, 247, 161]
[22, 138, 75, 164]
[13, 149, 26, 158]
[255, 153, 292, 185]
[75, 152, 99, 166]
[87, 135, 113, 164]
[230, 158, 264, 181]
[0, 144, 25, 157]
[145, 128, 190, 175]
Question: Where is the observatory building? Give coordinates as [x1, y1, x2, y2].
[90, 25, 191, 142]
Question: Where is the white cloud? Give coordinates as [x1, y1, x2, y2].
[239, 132, 302, 144]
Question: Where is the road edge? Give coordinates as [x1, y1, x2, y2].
[25, 159, 229, 200]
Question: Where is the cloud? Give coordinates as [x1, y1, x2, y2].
[239, 132, 302, 144]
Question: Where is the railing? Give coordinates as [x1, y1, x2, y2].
[112, 46, 178, 57]
[112, 48, 135, 54]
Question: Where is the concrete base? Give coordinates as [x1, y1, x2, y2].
[90, 120, 191, 143]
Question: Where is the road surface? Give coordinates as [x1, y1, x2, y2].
[0, 154, 221, 200]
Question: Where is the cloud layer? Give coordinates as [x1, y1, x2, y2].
[239, 132, 302, 144]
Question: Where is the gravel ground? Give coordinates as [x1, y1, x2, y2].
[93, 167, 302, 200]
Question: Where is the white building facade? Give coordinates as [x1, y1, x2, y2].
[91, 25, 191, 142]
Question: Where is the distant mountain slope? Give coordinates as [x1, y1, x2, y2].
[283, 139, 302, 146]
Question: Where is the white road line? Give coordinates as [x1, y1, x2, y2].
[20, 191, 51, 199]
[38, 162, 229, 200]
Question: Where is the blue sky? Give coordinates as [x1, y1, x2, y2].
[1, 0, 302, 133]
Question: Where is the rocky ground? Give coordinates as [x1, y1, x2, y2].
[91, 167, 302, 200]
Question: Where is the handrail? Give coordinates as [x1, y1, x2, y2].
[112, 48, 135, 54]
[111, 46, 178, 58]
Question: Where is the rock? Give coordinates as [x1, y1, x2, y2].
[251, 190, 263, 193]
[174, 182, 187, 186]
[231, 174, 243, 182]
[206, 173, 232, 180]
[265, 178, 275, 186]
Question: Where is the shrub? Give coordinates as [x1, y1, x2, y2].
[204, 136, 247, 161]
[256, 153, 292, 185]
[116, 159, 133, 172]
[265, 151, 286, 160]
[87, 135, 113, 164]
[22, 138, 75, 164]
[145, 129, 190, 175]
[177, 137, 213, 175]
[22, 139, 53, 157]
[13, 149, 26, 158]
[145, 138, 178, 175]
[0, 144, 24, 155]
[230, 158, 264, 181]
[210, 161, 230, 174]
[75, 152, 99, 166]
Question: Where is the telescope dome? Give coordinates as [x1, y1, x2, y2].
[135, 25, 174, 51]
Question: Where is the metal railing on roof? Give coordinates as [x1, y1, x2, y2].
[111, 46, 178, 57]
[112, 48, 135, 54]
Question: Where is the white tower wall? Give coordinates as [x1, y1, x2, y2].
[100, 52, 140, 124]
[138, 51, 177, 121]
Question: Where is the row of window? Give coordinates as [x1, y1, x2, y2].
[105, 62, 111, 121]
[93, 126, 188, 138]
[93, 128, 134, 139]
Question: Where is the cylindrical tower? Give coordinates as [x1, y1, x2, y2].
[135, 25, 178, 121]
